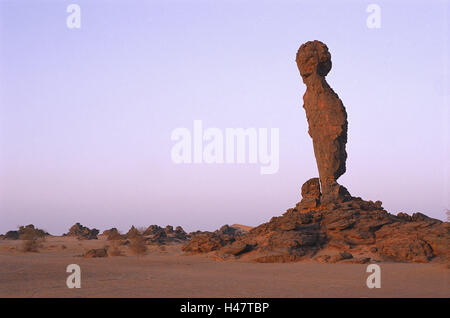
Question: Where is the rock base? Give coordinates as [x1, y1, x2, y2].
[183, 180, 449, 264]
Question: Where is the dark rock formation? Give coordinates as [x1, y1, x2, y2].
[125, 226, 140, 239]
[120, 224, 189, 246]
[4, 231, 19, 240]
[123, 224, 191, 244]
[143, 225, 167, 243]
[165, 225, 174, 234]
[296, 40, 350, 204]
[65, 223, 99, 240]
[19, 225, 49, 237]
[208, 197, 448, 263]
[3, 225, 49, 240]
[182, 232, 226, 254]
[103, 228, 124, 240]
[182, 225, 245, 254]
[174, 226, 188, 240]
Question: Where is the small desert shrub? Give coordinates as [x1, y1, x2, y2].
[128, 233, 147, 257]
[107, 240, 123, 256]
[22, 239, 39, 252]
[20, 227, 44, 252]
[61, 245, 67, 250]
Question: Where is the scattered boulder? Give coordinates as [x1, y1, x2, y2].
[84, 248, 108, 258]
[327, 251, 353, 263]
[220, 241, 252, 256]
[298, 178, 321, 210]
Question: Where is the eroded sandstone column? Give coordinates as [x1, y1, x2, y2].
[296, 40, 350, 204]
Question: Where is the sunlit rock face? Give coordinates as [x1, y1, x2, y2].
[296, 40, 350, 204]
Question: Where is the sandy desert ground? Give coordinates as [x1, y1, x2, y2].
[0, 236, 448, 298]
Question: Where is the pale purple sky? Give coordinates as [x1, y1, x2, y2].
[0, 0, 448, 235]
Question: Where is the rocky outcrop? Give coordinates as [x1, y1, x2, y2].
[142, 225, 167, 243]
[4, 231, 19, 240]
[208, 193, 448, 263]
[3, 225, 49, 240]
[298, 177, 321, 210]
[374, 216, 448, 263]
[144, 224, 188, 243]
[103, 228, 124, 240]
[121, 224, 189, 245]
[174, 226, 189, 240]
[125, 226, 141, 239]
[182, 40, 450, 264]
[182, 225, 245, 254]
[296, 40, 350, 204]
[65, 223, 99, 240]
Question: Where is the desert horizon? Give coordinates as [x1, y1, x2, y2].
[1, 225, 448, 298]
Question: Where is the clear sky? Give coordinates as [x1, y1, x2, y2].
[0, 0, 448, 235]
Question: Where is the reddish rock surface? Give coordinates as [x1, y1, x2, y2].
[103, 228, 124, 240]
[64, 223, 99, 240]
[84, 248, 108, 258]
[182, 225, 245, 254]
[298, 177, 321, 210]
[2, 225, 49, 240]
[121, 224, 189, 245]
[202, 196, 449, 264]
[296, 40, 350, 204]
[182, 40, 449, 264]
[143, 224, 188, 244]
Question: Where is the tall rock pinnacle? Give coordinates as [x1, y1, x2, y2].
[182, 41, 449, 265]
[296, 40, 350, 204]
